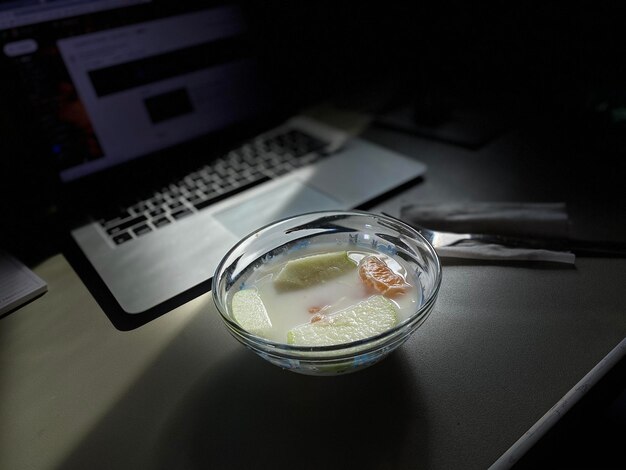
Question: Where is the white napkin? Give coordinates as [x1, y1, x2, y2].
[400, 202, 576, 264]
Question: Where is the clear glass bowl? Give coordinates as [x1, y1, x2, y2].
[212, 210, 442, 375]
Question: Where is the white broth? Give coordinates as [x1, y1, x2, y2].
[230, 245, 422, 344]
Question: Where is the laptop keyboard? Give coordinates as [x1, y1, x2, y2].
[98, 129, 328, 245]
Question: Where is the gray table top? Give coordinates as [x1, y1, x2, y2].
[2, 118, 625, 470]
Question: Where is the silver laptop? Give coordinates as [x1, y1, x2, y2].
[1, 2, 426, 314]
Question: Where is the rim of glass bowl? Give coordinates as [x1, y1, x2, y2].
[212, 210, 442, 355]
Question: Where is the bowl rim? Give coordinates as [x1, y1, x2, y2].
[212, 209, 442, 353]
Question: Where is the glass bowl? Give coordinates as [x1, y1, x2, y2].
[212, 210, 442, 375]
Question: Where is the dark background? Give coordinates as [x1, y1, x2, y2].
[251, 2, 625, 116]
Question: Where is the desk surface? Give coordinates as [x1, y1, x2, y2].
[2, 117, 626, 470]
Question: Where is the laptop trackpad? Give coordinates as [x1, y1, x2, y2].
[213, 180, 341, 238]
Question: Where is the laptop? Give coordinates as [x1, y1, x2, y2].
[1, 1, 426, 314]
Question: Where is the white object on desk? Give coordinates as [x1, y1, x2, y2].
[400, 202, 575, 263]
[0, 250, 47, 316]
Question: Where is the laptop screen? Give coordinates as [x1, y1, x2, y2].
[0, 1, 268, 182]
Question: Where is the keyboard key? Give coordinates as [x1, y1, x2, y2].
[273, 164, 294, 177]
[192, 176, 270, 211]
[171, 208, 193, 219]
[153, 216, 171, 228]
[186, 195, 204, 206]
[106, 215, 148, 235]
[112, 232, 133, 245]
[149, 207, 165, 217]
[132, 224, 152, 236]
